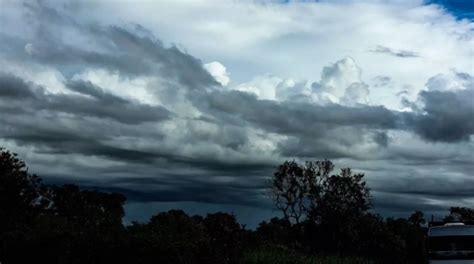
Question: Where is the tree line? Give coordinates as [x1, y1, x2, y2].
[0, 147, 472, 263]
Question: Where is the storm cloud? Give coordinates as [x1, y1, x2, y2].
[0, 0, 473, 224]
[405, 88, 474, 142]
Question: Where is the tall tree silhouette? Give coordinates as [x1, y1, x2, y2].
[271, 160, 333, 224]
[270, 160, 370, 225]
[0, 148, 45, 231]
[311, 167, 371, 224]
[0, 148, 48, 263]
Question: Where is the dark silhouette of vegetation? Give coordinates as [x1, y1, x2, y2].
[271, 160, 334, 224]
[0, 147, 470, 263]
[443, 207, 474, 222]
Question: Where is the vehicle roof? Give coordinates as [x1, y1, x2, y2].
[429, 225, 474, 237]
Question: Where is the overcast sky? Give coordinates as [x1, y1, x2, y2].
[0, 0, 473, 227]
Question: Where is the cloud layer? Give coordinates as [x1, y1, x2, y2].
[0, 0, 473, 224]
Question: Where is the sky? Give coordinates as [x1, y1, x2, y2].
[0, 0, 473, 227]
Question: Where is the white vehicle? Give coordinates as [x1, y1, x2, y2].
[428, 223, 474, 264]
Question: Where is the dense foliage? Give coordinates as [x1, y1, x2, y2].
[0, 148, 472, 263]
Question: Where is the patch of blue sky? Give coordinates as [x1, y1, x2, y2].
[427, 0, 474, 20]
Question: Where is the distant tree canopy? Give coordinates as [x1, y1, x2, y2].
[444, 207, 474, 222]
[408, 210, 426, 227]
[270, 160, 371, 225]
[0, 149, 127, 264]
[269, 160, 425, 261]
[0, 148, 45, 232]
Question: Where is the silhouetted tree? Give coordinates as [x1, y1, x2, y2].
[311, 168, 371, 224]
[271, 160, 333, 224]
[0, 148, 45, 231]
[309, 168, 371, 254]
[48, 184, 126, 229]
[0, 148, 130, 264]
[386, 217, 427, 263]
[270, 160, 374, 257]
[355, 213, 407, 263]
[203, 212, 248, 263]
[256, 217, 298, 249]
[271, 160, 371, 228]
[444, 207, 474, 222]
[0, 148, 49, 263]
[31, 184, 127, 264]
[128, 210, 209, 263]
[408, 210, 425, 227]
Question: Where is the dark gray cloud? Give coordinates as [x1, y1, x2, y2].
[43, 172, 270, 208]
[372, 192, 449, 218]
[404, 88, 474, 142]
[195, 89, 400, 134]
[372, 131, 389, 147]
[0, 72, 38, 98]
[1, 1, 219, 89]
[370, 166, 474, 218]
[370, 45, 419, 58]
[184, 88, 404, 161]
[0, 72, 171, 124]
[121, 173, 267, 203]
[372, 170, 474, 200]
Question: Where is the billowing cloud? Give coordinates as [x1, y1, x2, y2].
[0, 73, 171, 124]
[204, 61, 230, 86]
[405, 88, 474, 142]
[312, 57, 370, 106]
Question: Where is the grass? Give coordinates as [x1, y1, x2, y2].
[241, 247, 375, 264]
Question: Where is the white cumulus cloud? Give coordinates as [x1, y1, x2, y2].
[204, 61, 230, 86]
